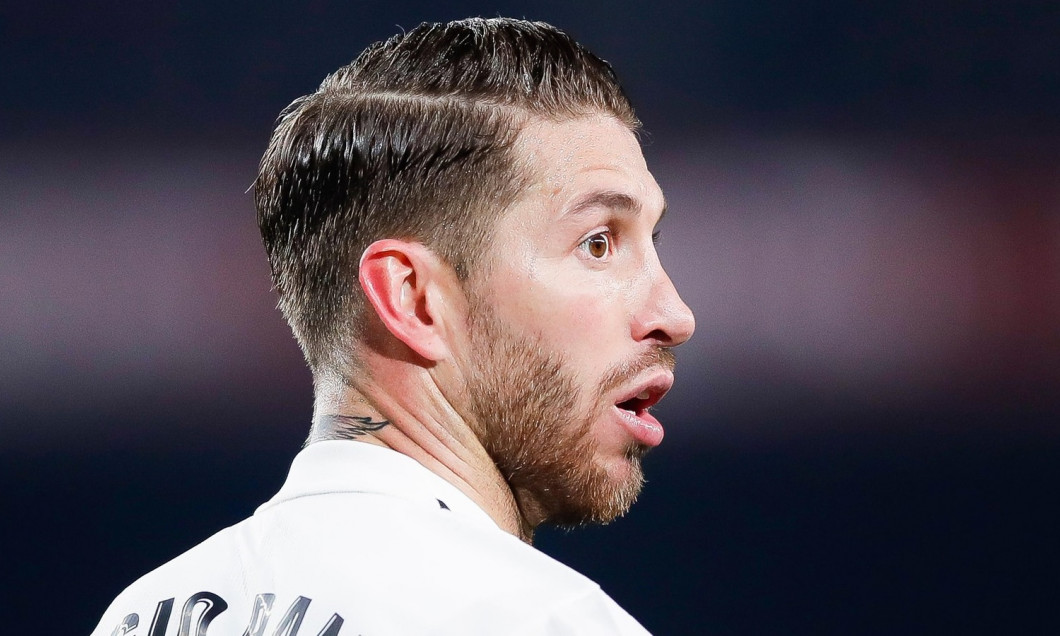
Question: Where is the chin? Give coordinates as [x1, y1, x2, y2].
[548, 444, 647, 528]
[597, 445, 643, 485]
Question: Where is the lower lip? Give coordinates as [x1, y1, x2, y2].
[613, 406, 665, 447]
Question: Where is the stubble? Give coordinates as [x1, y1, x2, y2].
[463, 297, 672, 527]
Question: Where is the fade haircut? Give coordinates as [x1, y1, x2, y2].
[255, 17, 639, 376]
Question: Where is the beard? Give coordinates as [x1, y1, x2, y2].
[462, 295, 674, 527]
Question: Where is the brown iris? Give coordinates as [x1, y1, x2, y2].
[585, 234, 610, 258]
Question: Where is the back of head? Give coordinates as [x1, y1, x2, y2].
[255, 17, 639, 378]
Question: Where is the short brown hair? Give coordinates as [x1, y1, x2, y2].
[255, 17, 638, 375]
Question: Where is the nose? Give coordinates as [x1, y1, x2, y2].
[633, 264, 696, 347]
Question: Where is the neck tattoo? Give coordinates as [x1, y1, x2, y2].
[325, 414, 391, 439]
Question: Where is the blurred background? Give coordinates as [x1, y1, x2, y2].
[2, 1, 1058, 633]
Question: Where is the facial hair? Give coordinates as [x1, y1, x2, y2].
[463, 296, 674, 527]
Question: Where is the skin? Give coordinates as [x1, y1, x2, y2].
[310, 113, 695, 542]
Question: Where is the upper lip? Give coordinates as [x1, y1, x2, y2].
[613, 371, 675, 414]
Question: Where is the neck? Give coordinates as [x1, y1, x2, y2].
[309, 373, 536, 543]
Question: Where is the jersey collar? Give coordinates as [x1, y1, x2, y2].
[256, 440, 501, 532]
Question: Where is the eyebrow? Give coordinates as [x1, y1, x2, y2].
[565, 190, 668, 224]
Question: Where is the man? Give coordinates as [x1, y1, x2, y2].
[93, 17, 694, 635]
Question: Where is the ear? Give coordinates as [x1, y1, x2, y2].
[358, 239, 459, 362]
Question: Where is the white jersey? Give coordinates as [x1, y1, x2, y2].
[91, 440, 650, 635]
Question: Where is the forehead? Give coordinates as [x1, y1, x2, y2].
[507, 114, 664, 224]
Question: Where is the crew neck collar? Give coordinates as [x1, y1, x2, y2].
[257, 440, 500, 532]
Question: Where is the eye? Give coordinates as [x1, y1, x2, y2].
[581, 232, 611, 259]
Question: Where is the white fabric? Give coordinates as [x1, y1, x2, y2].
[91, 441, 651, 635]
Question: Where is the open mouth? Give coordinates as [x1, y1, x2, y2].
[613, 371, 673, 417]
[616, 390, 658, 416]
[608, 370, 674, 447]
[612, 379, 670, 447]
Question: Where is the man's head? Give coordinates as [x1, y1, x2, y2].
[255, 18, 694, 528]
[455, 114, 693, 525]
[255, 17, 637, 376]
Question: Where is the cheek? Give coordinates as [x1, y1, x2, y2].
[489, 260, 640, 358]
[536, 284, 631, 366]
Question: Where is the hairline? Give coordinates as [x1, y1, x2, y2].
[450, 109, 641, 287]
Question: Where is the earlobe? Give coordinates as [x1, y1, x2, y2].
[358, 240, 453, 362]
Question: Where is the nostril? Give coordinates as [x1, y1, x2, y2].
[644, 328, 672, 344]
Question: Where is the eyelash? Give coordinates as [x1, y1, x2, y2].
[579, 229, 663, 260]
[581, 231, 612, 259]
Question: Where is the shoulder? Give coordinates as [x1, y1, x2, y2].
[90, 441, 651, 635]
[91, 495, 649, 634]
[89, 519, 252, 636]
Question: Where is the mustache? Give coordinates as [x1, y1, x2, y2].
[597, 347, 677, 397]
